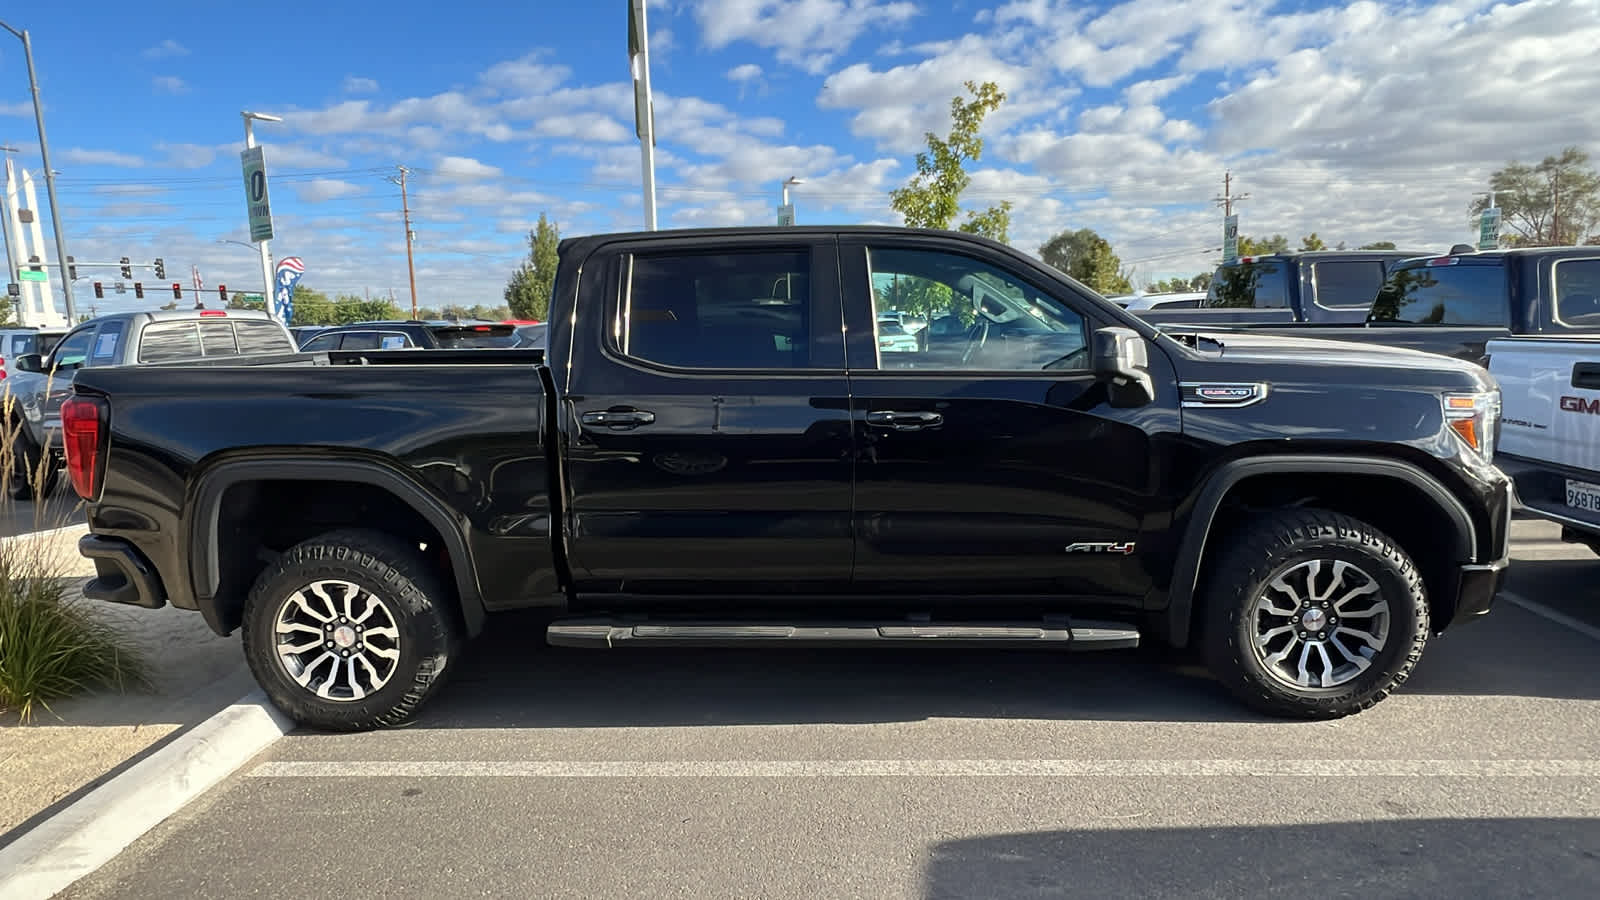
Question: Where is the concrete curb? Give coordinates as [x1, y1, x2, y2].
[0, 690, 292, 900]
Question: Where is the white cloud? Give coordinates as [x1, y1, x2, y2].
[259, 143, 349, 169]
[159, 143, 217, 169]
[533, 113, 633, 143]
[142, 39, 188, 59]
[480, 53, 572, 95]
[153, 76, 188, 94]
[435, 155, 504, 180]
[0, 101, 31, 116]
[342, 76, 380, 94]
[726, 63, 763, 83]
[63, 148, 145, 168]
[294, 179, 363, 203]
[1123, 73, 1193, 106]
[287, 93, 516, 144]
[692, 0, 919, 73]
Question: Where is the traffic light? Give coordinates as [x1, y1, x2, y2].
[120, 257, 132, 280]
[172, 282, 182, 299]
[134, 282, 144, 299]
[218, 284, 227, 303]
[154, 258, 166, 280]
[67, 256, 77, 281]
[93, 282, 104, 299]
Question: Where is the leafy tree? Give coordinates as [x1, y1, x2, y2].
[890, 80, 1011, 242]
[1038, 228, 1132, 294]
[505, 213, 560, 320]
[415, 306, 441, 320]
[1299, 233, 1326, 251]
[1471, 147, 1600, 246]
[1237, 234, 1289, 255]
[287, 287, 335, 326]
[1359, 241, 1397, 250]
[0, 300, 17, 327]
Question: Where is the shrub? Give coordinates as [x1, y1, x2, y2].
[0, 388, 148, 722]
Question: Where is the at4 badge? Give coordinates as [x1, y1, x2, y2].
[1065, 542, 1137, 554]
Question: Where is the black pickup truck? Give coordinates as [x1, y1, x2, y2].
[1157, 247, 1600, 365]
[63, 226, 1511, 730]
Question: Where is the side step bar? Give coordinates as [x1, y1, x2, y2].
[547, 619, 1139, 651]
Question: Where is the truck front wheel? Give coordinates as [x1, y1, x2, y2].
[1202, 509, 1428, 719]
[242, 529, 461, 731]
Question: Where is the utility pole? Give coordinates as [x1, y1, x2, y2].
[1551, 180, 1560, 246]
[241, 110, 282, 306]
[0, 21, 74, 321]
[1213, 170, 1249, 218]
[388, 165, 419, 318]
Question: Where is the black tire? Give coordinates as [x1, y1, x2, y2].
[8, 428, 58, 502]
[1201, 509, 1427, 719]
[242, 529, 461, 731]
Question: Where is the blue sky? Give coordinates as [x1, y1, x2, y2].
[3, 0, 1597, 315]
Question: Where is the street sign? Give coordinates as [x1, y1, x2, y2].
[1478, 208, 1501, 251]
[6, 283, 17, 297]
[777, 204, 795, 227]
[1223, 214, 1240, 263]
[240, 146, 275, 242]
[115, 282, 127, 294]
[19, 269, 46, 283]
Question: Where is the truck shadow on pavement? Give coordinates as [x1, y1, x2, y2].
[405, 580, 1600, 730]
[922, 817, 1600, 899]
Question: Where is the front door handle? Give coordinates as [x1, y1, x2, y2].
[581, 408, 656, 428]
[865, 410, 943, 431]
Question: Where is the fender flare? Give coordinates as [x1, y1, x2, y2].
[187, 456, 486, 636]
[1163, 454, 1477, 647]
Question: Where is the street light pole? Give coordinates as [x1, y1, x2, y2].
[782, 176, 803, 207]
[241, 111, 281, 305]
[1, 20, 75, 321]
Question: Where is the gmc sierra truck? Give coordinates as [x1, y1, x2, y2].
[1488, 336, 1600, 555]
[1157, 247, 1600, 365]
[63, 227, 1512, 730]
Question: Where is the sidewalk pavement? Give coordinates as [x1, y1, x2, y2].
[0, 525, 253, 840]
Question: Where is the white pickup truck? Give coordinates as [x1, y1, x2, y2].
[1489, 337, 1600, 555]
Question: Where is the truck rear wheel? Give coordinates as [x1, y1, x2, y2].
[241, 529, 461, 731]
[1202, 509, 1427, 719]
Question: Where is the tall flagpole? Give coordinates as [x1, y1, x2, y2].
[628, 0, 658, 230]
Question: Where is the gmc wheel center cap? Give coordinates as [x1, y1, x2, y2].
[332, 625, 358, 648]
[1300, 608, 1328, 632]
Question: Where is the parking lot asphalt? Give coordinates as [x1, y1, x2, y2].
[57, 518, 1600, 899]
[0, 491, 84, 538]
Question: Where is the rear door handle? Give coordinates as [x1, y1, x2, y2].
[865, 410, 943, 431]
[1574, 363, 1600, 390]
[581, 408, 656, 428]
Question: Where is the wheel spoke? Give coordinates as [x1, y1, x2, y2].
[366, 644, 400, 662]
[354, 653, 382, 686]
[1254, 624, 1296, 650]
[294, 651, 338, 687]
[362, 625, 400, 643]
[308, 583, 341, 622]
[288, 591, 333, 623]
[1328, 634, 1373, 672]
[344, 658, 366, 701]
[1265, 575, 1306, 612]
[282, 637, 325, 654]
[276, 620, 323, 636]
[1295, 641, 1317, 687]
[1332, 580, 1380, 612]
[1250, 558, 1392, 691]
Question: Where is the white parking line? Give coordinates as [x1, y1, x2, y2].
[1504, 591, 1600, 643]
[249, 759, 1600, 778]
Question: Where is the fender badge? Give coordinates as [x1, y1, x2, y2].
[1180, 382, 1269, 408]
[1065, 542, 1137, 555]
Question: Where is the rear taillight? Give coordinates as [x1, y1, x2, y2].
[0, 355, 7, 380]
[62, 394, 108, 500]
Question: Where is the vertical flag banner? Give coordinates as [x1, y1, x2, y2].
[273, 256, 304, 325]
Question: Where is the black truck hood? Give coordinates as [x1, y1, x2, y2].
[1160, 328, 1493, 390]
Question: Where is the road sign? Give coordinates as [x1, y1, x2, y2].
[115, 282, 127, 294]
[19, 269, 46, 283]
[6, 283, 17, 297]
[241, 146, 275, 242]
[1223, 214, 1240, 263]
[1478, 207, 1501, 251]
[777, 204, 795, 227]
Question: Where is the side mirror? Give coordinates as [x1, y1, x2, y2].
[12, 353, 42, 373]
[1092, 326, 1155, 408]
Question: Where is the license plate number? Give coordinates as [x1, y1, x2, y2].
[1566, 479, 1600, 512]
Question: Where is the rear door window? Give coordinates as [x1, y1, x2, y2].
[1368, 262, 1509, 325]
[1311, 260, 1386, 310]
[337, 331, 380, 350]
[1554, 258, 1600, 325]
[301, 333, 339, 352]
[429, 325, 518, 348]
[138, 322, 203, 362]
[90, 321, 126, 365]
[1206, 261, 1287, 308]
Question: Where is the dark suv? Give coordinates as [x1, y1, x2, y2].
[297, 320, 519, 351]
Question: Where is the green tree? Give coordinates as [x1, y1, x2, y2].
[1359, 241, 1397, 250]
[1471, 147, 1600, 246]
[1299, 233, 1326, 251]
[0, 300, 18, 327]
[1038, 228, 1133, 294]
[287, 287, 336, 325]
[505, 213, 560, 320]
[1237, 234, 1289, 255]
[889, 80, 1011, 242]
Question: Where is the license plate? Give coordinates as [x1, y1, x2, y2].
[1567, 479, 1600, 512]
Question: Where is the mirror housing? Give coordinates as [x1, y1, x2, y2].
[1092, 326, 1155, 407]
[12, 353, 43, 374]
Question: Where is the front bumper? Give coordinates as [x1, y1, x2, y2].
[79, 534, 168, 609]
[1440, 476, 1513, 629]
